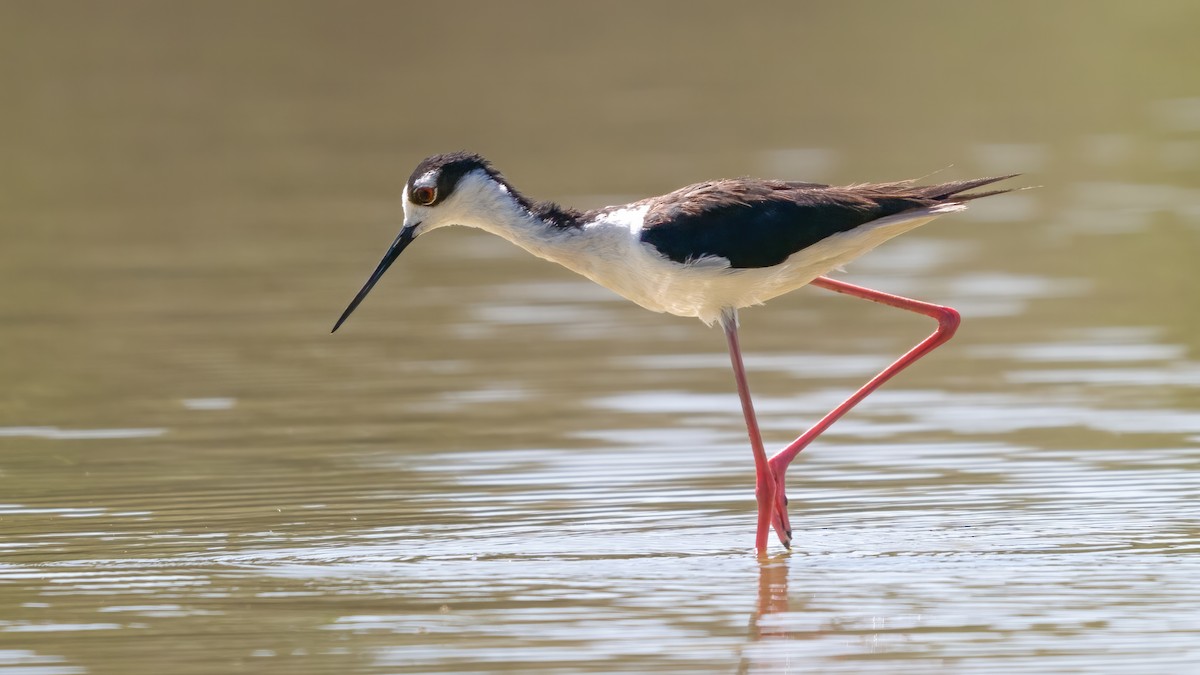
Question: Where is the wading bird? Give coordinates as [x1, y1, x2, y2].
[333, 152, 1015, 554]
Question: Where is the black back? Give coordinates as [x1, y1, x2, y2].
[638, 176, 1014, 268]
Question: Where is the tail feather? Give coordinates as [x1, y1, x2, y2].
[918, 174, 1021, 202]
[845, 174, 1021, 206]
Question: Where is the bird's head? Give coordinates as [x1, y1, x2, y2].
[332, 152, 509, 332]
[401, 151, 512, 237]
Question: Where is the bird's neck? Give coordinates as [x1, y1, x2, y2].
[447, 175, 642, 290]
[461, 187, 590, 263]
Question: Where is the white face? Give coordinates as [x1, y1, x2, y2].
[402, 170, 439, 236]
[402, 168, 513, 238]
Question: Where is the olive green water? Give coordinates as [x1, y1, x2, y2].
[2, 2, 1199, 673]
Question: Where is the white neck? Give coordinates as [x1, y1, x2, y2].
[467, 187, 563, 250]
[418, 171, 646, 299]
[427, 172, 590, 265]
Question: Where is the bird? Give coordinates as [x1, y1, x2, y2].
[332, 151, 1016, 554]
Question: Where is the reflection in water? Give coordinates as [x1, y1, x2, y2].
[0, 426, 166, 440]
[753, 557, 792, 624]
[0, 649, 85, 675]
[754, 561, 791, 631]
[740, 559, 792, 675]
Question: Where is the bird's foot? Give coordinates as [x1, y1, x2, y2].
[755, 473, 792, 550]
[768, 460, 793, 549]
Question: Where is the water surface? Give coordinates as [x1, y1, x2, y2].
[2, 2, 1199, 673]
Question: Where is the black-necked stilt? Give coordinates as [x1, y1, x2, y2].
[333, 152, 1016, 554]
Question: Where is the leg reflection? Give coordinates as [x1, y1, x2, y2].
[752, 558, 790, 638]
[738, 557, 793, 674]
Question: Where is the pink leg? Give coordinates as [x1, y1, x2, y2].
[721, 309, 778, 555]
[768, 276, 961, 542]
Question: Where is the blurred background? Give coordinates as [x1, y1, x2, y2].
[1, 1, 1198, 673]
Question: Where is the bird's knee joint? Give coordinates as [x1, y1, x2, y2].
[936, 305, 961, 337]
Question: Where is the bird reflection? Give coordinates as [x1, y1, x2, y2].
[753, 558, 791, 634]
[738, 556, 792, 674]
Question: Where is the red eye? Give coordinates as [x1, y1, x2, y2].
[412, 186, 436, 205]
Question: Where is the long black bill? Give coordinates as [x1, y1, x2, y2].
[331, 226, 417, 332]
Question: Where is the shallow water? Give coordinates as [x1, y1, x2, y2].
[3, 2, 1200, 673]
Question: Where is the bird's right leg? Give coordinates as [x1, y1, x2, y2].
[767, 276, 961, 543]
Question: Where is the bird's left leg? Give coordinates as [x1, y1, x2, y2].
[767, 276, 961, 542]
[721, 308, 780, 555]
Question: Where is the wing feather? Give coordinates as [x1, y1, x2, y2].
[638, 176, 1016, 268]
